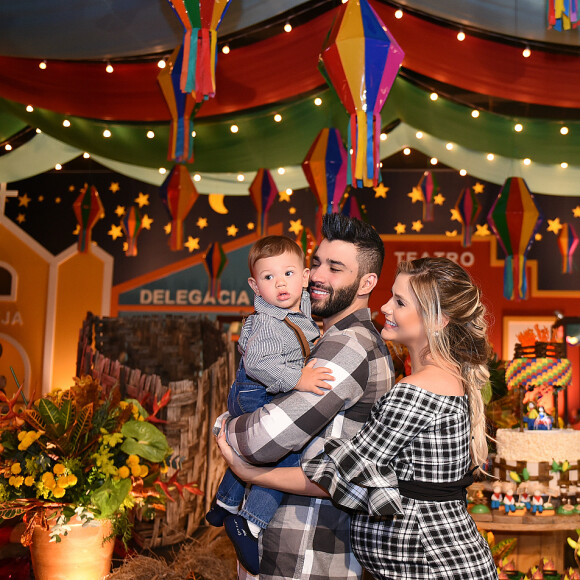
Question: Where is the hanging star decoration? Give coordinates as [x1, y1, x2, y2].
[197, 217, 208, 229]
[164, 223, 172, 234]
[278, 190, 292, 203]
[472, 182, 485, 194]
[573, 206, 580, 218]
[134, 192, 150, 208]
[18, 193, 31, 207]
[394, 222, 406, 234]
[227, 224, 239, 237]
[16, 214, 25, 224]
[289, 207, 297, 215]
[141, 215, 153, 230]
[247, 222, 255, 230]
[434, 193, 446, 206]
[114, 205, 126, 217]
[547, 217, 563, 234]
[475, 224, 491, 237]
[412, 220, 424, 232]
[289, 219, 303, 235]
[109, 182, 120, 193]
[185, 236, 200, 252]
[445, 230, 458, 237]
[108, 224, 123, 240]
[407, 187, 423, 203]
[450, 209, 462, 222]
[374, 183, 389, 198]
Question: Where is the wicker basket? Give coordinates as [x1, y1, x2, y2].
[513, 341, 565, 359]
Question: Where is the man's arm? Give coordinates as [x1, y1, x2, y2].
[226, 330, 370, 464]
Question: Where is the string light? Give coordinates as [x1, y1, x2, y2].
[230, 124, 239, 133]
[26, 105, 34, 112]
[459, 169, 467, 176]
[487, 153, 494, 161]
[430, 157, 438, 165]
[284, 22, 292, 33]
[274, 114, 282, 122]
[403, 147, 411, 155]
[103, 129, 112, 138]
[286, 188, 293, 195]
[560, 126, 569, 135]
[522, 47, 531, 58]
[55, 164, 62, 170]
[395, 9, 403, 19]
[457, 31, 465, 41]
[39, 60, 47, 70]
[193, 174, 201, 182]
[35, 128, 42, 134]
[5, 144, 12, 151]
[157, 59, 167, 69]
[222, 45, 230, 55]
[415, 131, 423, 139]
[146, 131, 155, 139]
[83, 152, 90, 159]
[277, 167, 286, 175]
[430, 92, 438, 101]
[514, 123, 523, 132]
[446, 142, 454, 150]
[159, 167, 167, 174]
[561, 162, 568, 169]
[237, 174, 245, 182]
[380, 133, 387, 141]
[314, 97, 322, 106]
[63, 119, 71, 127]
[471, 110, 480, 118]
[192, 130, 196, 137]
[523, 158, 531, 165]
[105, 63, 114, 73]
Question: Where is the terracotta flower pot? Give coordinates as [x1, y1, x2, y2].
[29, 514, 114, 580]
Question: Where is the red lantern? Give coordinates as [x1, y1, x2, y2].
[73, 184, 104, 253]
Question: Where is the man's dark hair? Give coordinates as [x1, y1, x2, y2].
[321, 213, 384, 277]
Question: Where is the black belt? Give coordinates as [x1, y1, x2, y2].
[397, 469, 475, 505]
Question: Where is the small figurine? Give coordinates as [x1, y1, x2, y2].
[518, 487, 531, 510]
[491, 484, 503, 510]
[531, 488, 544, 514]
[524, 401, 539, 430]
[503, 486, 516, 514]
[533, 406, 553, 430]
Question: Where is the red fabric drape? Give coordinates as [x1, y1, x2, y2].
[0, 2, 578, 122]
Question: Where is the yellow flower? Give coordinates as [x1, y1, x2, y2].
[126, 454, 140, 466]
[160, 463, 168, 474]
[53, 464, 66, 476]
[130, 465, 141, 477]
[66, 474, 78, 487]
[52, 486, 66, 499]
[9, 476, 24, 487]
[139, 465, 149, 478]
[17, 431, 27, 441]
[117, 466, 130, 479]
[10, 463, 22, 475]
[42, 472, 56, 490]
[24, 476, 35, 486]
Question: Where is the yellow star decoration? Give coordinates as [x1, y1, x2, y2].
[122, 242, 128, 252]
[407, 187, 423, 203]
[288, 219, 303, 235]
[18, 193, 31, 207]
[374, 183, 389, 198]
[16, 213, 26, 224]
[68, 185, 75, 192]
[450, 209, 462, 222]
[472, 182, 485, 194]
[164, 222, 172, 234]
[278, 190, 292, 203]
[433, 193, 446, 206]
[535, 233, 542, 241]
[185, 236, 200, 252]
[573, 206, 580, 218]
[411, 220, 424, 232]
[108, 224, 123, 240]
[547, 217, 563, 234]
[114, 205, 126, 217]
[141, 214, 153, 230]
[227, 224, 239, 237]
[73, 225, 80, 235]
[110, 182, 120, 194]
[394, 222, 406, 234]
[289, 207, 297, 215]
[55, 197, 61, 204]
[475, 224, 490, 237]
[135, 192, 149, 208]
[247, 222, 255, 230]
[445, 230, 458, 237]
[196, 217, 208, 229]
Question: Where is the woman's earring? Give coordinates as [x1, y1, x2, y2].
[434, 330, 439, 338]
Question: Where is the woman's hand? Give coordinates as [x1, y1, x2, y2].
[216, 419, 257, 481]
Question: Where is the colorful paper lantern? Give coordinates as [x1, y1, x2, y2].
[121, 206, 143, 257]
[548, 0, 579, 31]
[455, 186, 481, 247]
[73, 184, 104, 253]
[417, 171, 439, 222]
[319, 0, 404, 187]
[557, 222, 579, 273]
[159, 164, 199, 251]
[157, 45, 199, 163]
[296, 227, 317, 266]
[487, 177, 543, 300]
[341, 194, 366, 222]
[249, 169, 278, 236]
[203, 241, 228, 297]
[166, 0, 232, 100]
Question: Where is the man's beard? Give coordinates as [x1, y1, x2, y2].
[309, 278, 360, 318]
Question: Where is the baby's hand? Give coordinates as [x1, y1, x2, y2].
[295, 359, 334, 395]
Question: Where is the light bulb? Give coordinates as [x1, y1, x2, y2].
[459, 169, 467, 176]
[487, 153, 494, 161]
[222, 45, 230, 55]
[403, 147, 411, 155]
[514, 123, 523, 132]
[146, 131, 155, 139]
[523, 47, 531, 58]
[314, 97, 322, 106]
[106, 63, 114, 73]
[284, 22, 292, 33]
[457, 31, 465, 41]
[230, 124, 239, 133]
[471, 110, 480, 118]
[560, 126, 569, 135]
[430, 92, 438, 101]
[274, 114, 282, 122]
[395, 9, 403, 19]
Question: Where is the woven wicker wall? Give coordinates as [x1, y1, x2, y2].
[77, 313, 235, 548]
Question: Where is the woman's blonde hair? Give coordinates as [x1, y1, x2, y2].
[396, 257, 492, 468]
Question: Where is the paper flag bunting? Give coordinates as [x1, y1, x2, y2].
[319, 0, 404, 187]
[73, 184, 105, 253]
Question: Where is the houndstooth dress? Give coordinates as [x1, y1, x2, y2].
[302, 382, 498, 580]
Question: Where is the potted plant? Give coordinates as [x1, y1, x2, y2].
[0, 375, 201, 580]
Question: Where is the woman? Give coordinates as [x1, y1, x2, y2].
[217, 257, 497, 579]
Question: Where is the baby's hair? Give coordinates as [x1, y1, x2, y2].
[248, 236, 305, 276]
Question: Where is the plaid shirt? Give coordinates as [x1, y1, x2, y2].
[226, 308, 394, 580]
[239, 291, 320, 394]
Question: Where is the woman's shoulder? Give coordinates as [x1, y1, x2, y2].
[395, 368, 465, 398]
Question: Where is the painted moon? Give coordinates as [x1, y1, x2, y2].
[208, 193, 229, 214]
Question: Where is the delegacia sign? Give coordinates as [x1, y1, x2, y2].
[139, 288, 251, 307]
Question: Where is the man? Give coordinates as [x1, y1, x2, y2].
[225, 213, 395, 580]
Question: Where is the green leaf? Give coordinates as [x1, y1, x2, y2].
[551, 460, 561, 472]
[91, 478, 131, 519]
[522, 467, 530, 481]
[481, 381, 493, 405]
[38, 399, 63, 431]
[60, 397, 74, 432]
[69, 403, 94, 453]
[120, 420, 170, 463]
[125, 399, 149, 419]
